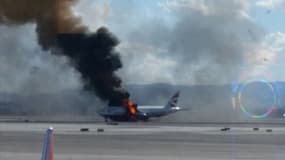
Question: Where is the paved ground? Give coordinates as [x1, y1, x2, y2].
[1, 122, 285, 160]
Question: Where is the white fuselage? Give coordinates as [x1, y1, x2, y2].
[137, 106, 181, 117]
[98, 105, 182, 120]
[98, 91, 183, 121]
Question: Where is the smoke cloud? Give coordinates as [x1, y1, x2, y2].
[0, 0, 86, 49]
[0, 0, 128, 103]
[78, 0, 265, 85]
[135, 0, 262, 84]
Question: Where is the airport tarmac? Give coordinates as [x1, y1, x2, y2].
[1, 122, 285, 160]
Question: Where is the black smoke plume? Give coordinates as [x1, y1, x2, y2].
[0, 0, 129, 104]
[57, 31, 130, 104]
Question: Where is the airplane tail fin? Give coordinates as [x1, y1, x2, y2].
[165, 91, 180, 109]
[41, 127, 54, 160]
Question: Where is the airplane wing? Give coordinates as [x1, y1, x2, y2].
[41, 127, 54, 160]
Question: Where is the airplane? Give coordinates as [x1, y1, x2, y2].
[41, 127, 54, 160]
[98, 91, 188, 122]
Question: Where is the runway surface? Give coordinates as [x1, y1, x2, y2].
[1, 122, 285, 160]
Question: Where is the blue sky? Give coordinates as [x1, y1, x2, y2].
[82, 0, 285, 34]
[251, 0, 285, 33]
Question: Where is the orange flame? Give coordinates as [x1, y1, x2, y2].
[123, 99, 137, 116]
